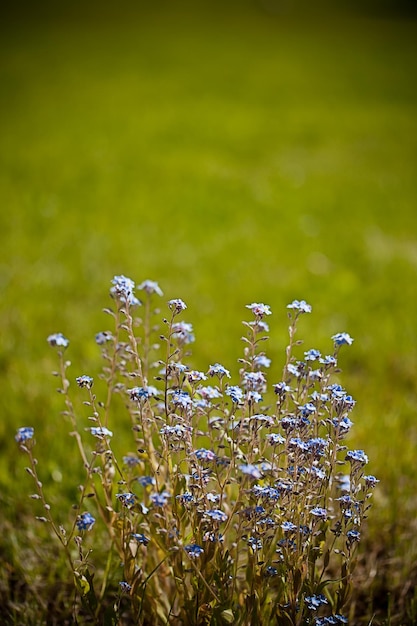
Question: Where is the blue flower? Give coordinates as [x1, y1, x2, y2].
[363, 475, 379, 488]
[186, 370, 207, 383]
[248, 536, 262, 550]
[176, 492, 195, 504]
[246, 302, 272, 318]
[131, 533, 150, 545]
[185, 544, 204, 558]
[265, 566, 278, 577]
[281, 521, 298, 533]
[305, 593, 328, 610]
[150, 491, 170, 507]
[198, 386, 223, 400]
[208, 363, 231, 379]
[345, 449, 368, 465]
[89, 426, 113, 438]
[304, 349, 321, 361]
[95, 331, 113, 345]
[239, 464, 262, 479]
[287, 300, 312, 314]
[137, 279, 163, 296]
[123, 455, 140, 467]
[111, 275, 141, 306]
[168, 298, 187, 314]
[137, 475, 156, 487]
[347, 530, 361, 544]
[129, 385, 159, 401]
[332, 332, 354, 346]
[76, 512, 96, 531]
[320, 355, 337, 366]
[172, 321, 195, 344]
[243, 371, 266, 392]
[310, 507, 328, 520]
[205, 509, 228, 523]
[273, 382, 291, 396]
[116, 492, 136, 509]
[267, 433, 285, 446]
[254, 355, 271, 369]
[47, 333, 69, 348]
[15, 427, 34, 443]
[76, 375, 93, 389]
[226, 385, 244, 404]
[195, 448, 217, 461]
[119, 581, 132, 593]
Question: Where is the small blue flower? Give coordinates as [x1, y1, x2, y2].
[239, 464, 262, 479]
[123, 455, 140, 467]
[205, 509, 228, 523]
[248, 536, 262, 550]
[332, 332, 354, 346]
[281, 521, 298, 533]
[131, 533, 150, 546]
[345, 449, 368, 465]
[305, 593, 328, 610]
[95, 331, 113, 345]
[168, 298, 187, 314]
[47, 333, 69, 348]
[267, 433, 285, 446]
[265, 566, 278, 577]
[243, 371, 266, 391]
[172, 321, 195, 344]
[254, 355, 272, 369]
[15, 427, 34, 443]
[76, 375, 93, 389]
[304, 349, 321, 361]
[89, 426, 113, 438]
[347, 530, 361, 544]
[310, 507, 328, 520]
[137, 475, 156, 487]
[76, 512, 96, 531]
[119, 581, 132, 593]
[208, 363, 231, 378]
[186, 370, 207, 383]
[116, 492, 136, 509]
[246, 302, 272, 318]
[363, 475, 379, 488]
[150, 491, 170, 507]
[287, 363, 301, 378]
[273, 382, 291, 396]
[111, 275, 141, 306]
[198, 386, 223, 400]
[185, 544, 204, 558]
[287, 300, 312, 314]
[320, 355, 337, 366]
[129, 385, 159, 401]
[195, 448, 217, 461]
[137, 279, 163, 296]
[176, 492, 195, 504]
[226, 385, 244, 404]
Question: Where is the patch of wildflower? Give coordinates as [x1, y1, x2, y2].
[16, 275, 377, 626]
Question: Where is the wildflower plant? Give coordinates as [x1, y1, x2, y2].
[16, 275, 378, 625]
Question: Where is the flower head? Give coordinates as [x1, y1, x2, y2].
[95, 331, 113, 345]
[116, 492, 136, 509]
[150, 491, 170, 507]
[332, 332, 354, 346]
[208, 363, 231, 379]
[15, 427, 34, 444]
[137, 279, 163, 296]
[185, 544, 204, 558]
[131, 532, 150, 546]
[89, 426, 113, 439]
[345, 449, 368, 465]
[47, 333, 69, 349]
[168, 298, 187, 314]
[76, 512, 96, 531]
[246, 302, 272, 318]
[205, 509, 228, 523]
[111, 275, 141, 306]
[239, 464, 262, 479]
[287, 299, 312, 314]
[76, 375, 93, 389]
[310, 507, 328, 520]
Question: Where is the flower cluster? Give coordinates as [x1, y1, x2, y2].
[16, 275, 377, 625]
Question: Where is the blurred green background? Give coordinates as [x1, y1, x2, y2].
[1, 0, 417, 618]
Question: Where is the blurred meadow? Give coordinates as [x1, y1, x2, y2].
[1, 0, 417, 622]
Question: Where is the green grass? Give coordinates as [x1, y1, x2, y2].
[1, 1, 417, 621]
